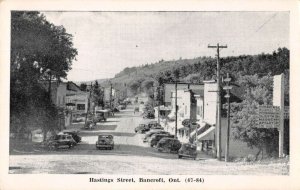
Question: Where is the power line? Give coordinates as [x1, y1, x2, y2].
[228, 13, 278, 56]
[254, 13, 277, 33]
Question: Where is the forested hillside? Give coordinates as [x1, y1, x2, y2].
[111, 47, 289, 99]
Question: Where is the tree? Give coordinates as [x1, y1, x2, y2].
[92, 80, 104, 107]
[231, 74, 278, 159]
[10, 11, 77, 139]
[79, 83, 87, 91]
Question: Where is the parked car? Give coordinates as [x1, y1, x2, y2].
[95, 110, 109, 122]
[143, 130, 169, 142]
[156, 138, 181, 153]
[59, 130, 82, 143]
[143, 112, 155, 119]
[47, 134, 77, 149]
[134, 124, 150, 133]
[150, 124, 164, 130]
[178, 143, 197, 160]
[148, 121, 159, 128]
[150, 134, 174, 147]
[96, 134, 114, 150]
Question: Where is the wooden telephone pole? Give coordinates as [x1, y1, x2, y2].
[208, 43, 227, 160]
[175, 81, 178, 138]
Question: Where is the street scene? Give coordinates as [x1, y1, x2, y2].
[9, 11, 290, 175]
[9, 103, 289, 174]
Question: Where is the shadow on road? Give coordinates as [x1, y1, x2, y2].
[80, 124, 118, 131]
[113, 114, 141, 118]
[79, 131, 136, 137]
[9, 141, 212, 161]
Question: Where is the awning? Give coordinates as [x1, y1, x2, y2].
[167, 112, 175, 120]
[189, 121, 215, 141]
[197, 126, 215, 141]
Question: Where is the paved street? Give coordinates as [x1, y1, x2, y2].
[9, 106, 289, 175]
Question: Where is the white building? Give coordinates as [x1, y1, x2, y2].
[164, 83, 204, 106]
[203, 80, 218, 125]
[65, 93, 89, 113]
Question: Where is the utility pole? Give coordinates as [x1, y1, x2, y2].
[208, 43, 227, 160]
[175, 81, 178, 139]
[110, 82, 113, 110]
[157, 86, 161, 125]
[84, 82, 93, 127]
[223, 73, 233, 162]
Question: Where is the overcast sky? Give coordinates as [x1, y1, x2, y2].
[42, 11, 289, 82]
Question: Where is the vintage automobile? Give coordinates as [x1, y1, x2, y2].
[150, 124, 163, 130]
[156, 138, 181, 153]
[47, 134, 77, 149]
[134, 124, 150, 133]
[149, 134, 174, 147]
[178, 143, 197, 160]
[148, 121, 159, 128]
[142, 111, 155, 119]
[96, 134, 114, 150]
[95, 110, 109, 122]
[143, 130, 169, 142]
[59, 130, 82, 143]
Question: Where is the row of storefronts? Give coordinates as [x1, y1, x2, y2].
[156, 81, 258, 158]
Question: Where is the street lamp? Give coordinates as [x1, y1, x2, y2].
[223, 73, 233, 162]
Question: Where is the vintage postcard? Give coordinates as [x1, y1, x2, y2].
[0, 0, 299, 189]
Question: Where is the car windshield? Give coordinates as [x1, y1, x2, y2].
[98, 135, 112, 140]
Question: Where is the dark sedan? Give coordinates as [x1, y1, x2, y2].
[135, 124, 150, 133]
[47, 134, 77, 149]
[156, 138, 181, 153]
[96, 135, 114, 150]
[149, 134, 174, 147]
[60, 130, 81, 143]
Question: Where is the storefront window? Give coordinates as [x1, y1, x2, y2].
[77, 104, 85, 110]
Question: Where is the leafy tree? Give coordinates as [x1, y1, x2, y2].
[10, 11, 77, 139]
[92, 80, 104, 107]
[231, 74, 278, 159]
[79, 83, 87, 91]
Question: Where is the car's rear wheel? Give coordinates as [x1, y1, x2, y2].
[178, 155, 182, 159]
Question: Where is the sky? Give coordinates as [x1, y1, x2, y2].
[41, 11, 289, 82]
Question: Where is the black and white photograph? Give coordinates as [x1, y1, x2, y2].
[0, 1, 299, 190]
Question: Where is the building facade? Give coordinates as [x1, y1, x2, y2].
[164, 83, 204, 106]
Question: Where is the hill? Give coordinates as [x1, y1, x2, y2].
[109, 47, 289, 98]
